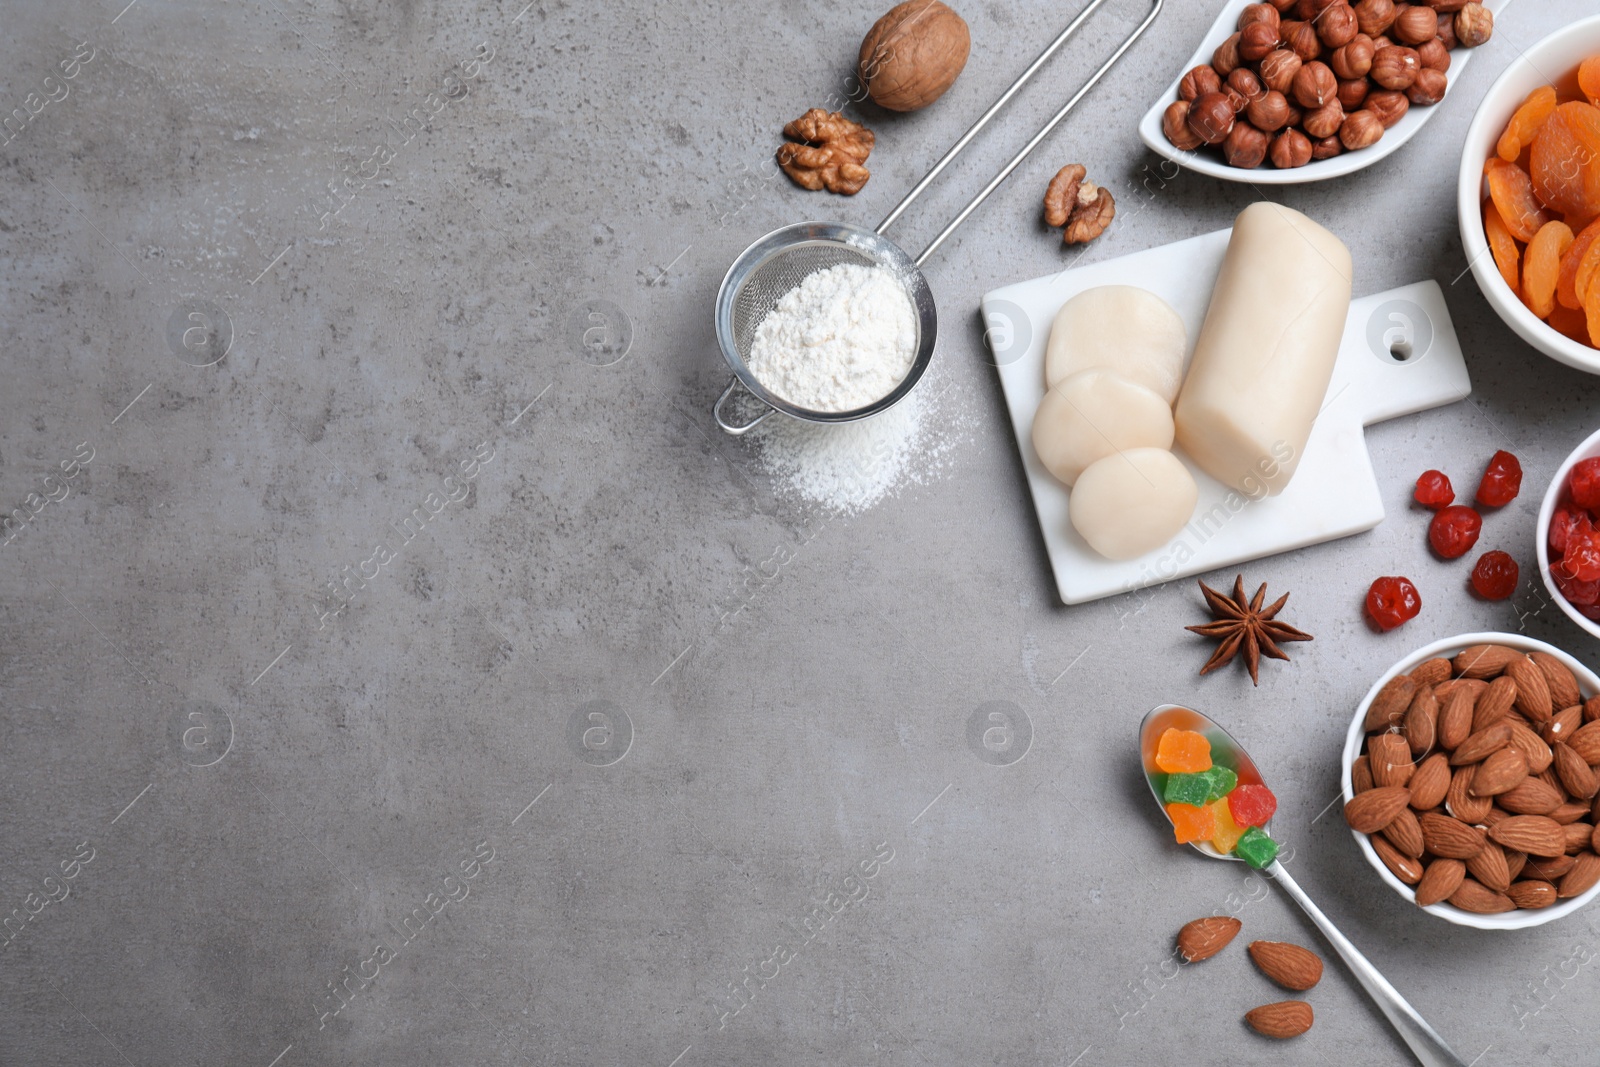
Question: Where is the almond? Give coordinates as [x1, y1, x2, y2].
[1408, 753, 1451, 811]
[1449, 877, 1516, 913]
[1508, 721, 1554, 774]
[1436, 687, 1474, 751]
[1525, 853, 1576, 881]
[1481, 806, 1511, 826]
[1249, 941, 1324, 990]
[1436, 677, 1487, 703]
[1454, 644, 1519, 679]
[1344, 785, 1410, 833]
[1450, 722, 1512, 766]
[1176, 915, 1242, 962]
[1471, 676, 1518, 733]
[1414, 858, 1466, 906]
[1446, 766, 1493, 823]
[1469, 746, 1529, 797]
[1507, 655, 1555, 724]
[1369, 733, 1414, 787]
[1381, 806, 1425, 857]
[1565, 822, 1594, 854]
[1412, 656, 1453, 686]
[1366, 674, 1417, 731]
[1506, 849, 1528, 880]
[1244, 1000, 1314, 1039]
[1351, 754, 1374, 794]
[1558, 851, 1600, 898]
[1594, 823, 1600, 853]
[1488, 815, 1567, 857]
[1586, 694, 1600, 723]
[1419, 811, 1486, 859]
[1569, 720, 1600, 765]
[1531, 651, 1583, 711]
[1497, 777, 1564, 816]
[1403, 687, 1438, 757]
[1551, 800, 1592, 825]
[1466, 842, 1512, 892]
[1545, 705, 1584, 744]
[1555, 743, 1600, 799]
[1507, 879, 1560, 909]
[1372, 835, 1424, 884]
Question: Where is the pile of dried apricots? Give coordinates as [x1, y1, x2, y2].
[1482, 57, 1600, 347]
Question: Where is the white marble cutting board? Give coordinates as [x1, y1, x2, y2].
[981, 228, 1472, 606]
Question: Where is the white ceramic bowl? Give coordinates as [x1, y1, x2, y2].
[1343, 632, 1600, 929]
[1536, 427, 1600, 639]
[1458, 14, 1600, 376]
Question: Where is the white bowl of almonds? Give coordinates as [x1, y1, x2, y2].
[1342, 633, 1600, 929]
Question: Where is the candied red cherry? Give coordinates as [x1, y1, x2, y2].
[1428, 505, 1483, 559]
[1551, 504, 1584, 557]
[1572, 457, 1600, 512]
[1413, 469, 1454, 510]
[1475, 450, 1523, 507]
[1553, 568, 1600, 609]
[1366, 575, 1422, 631]
[1556, 527, 1600, 582]
[1470, 550, 1519, 600]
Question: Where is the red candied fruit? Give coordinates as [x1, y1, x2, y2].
[1573, 458, 1600, 512]
[1553, 569, 1600, 610]
[1556, 525, 1600, 583]
[1413, 470, 1454, 510]
[1227, 783, 1277, 829]
[1475, 450, 1523, 508]
[1470, 550, 1520, 600]
[1367, 576, 1421, 631]
[1429, 505, 1483, 559]
[1551, 504, 1585, 557]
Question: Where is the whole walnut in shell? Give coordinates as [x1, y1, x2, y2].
[858, 0, 970, 112]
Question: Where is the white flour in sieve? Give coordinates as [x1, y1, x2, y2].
[745, 263, 916, 413]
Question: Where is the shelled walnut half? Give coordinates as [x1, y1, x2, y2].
[777, 109, 875, 195]
[1044, 164, 1116, 245]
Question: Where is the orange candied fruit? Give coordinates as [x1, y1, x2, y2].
[1155, 727, 1212, 774]
[1166, 802, 1215, 845]
[1484, 200, 1521, 294]
[1498, 85, 1557, 163]
[1523, 220, 1574, 319]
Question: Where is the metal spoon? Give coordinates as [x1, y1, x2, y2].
[1139, 704, 1466, 1067]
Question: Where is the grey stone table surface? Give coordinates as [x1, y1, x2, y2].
[2, 0, 1599, 1064]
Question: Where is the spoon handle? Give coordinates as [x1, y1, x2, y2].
[1267, 860, 1466, 1067]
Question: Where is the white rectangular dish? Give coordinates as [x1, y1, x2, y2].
[982, 227, 1471, 605]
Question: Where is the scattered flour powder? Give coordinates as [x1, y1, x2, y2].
[745, 263, 916, 413]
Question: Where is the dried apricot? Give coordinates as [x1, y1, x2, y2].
[1586, 276, 1600, 346]
[1484, 200, 1521, 294]
[1581, 56, 1600, 108]
[1549, 302, 1591, 343]
[1576, 232, 1600, 307]
[1486, 158, 1554, 242]
[1498, 85, 1558, 163]
[1530, 101, 1600, 219]
[1524, 220, 1574, 319]
[1558, 218, 1600, 309]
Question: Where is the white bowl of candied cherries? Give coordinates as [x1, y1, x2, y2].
[1539, 428, 1600, 639]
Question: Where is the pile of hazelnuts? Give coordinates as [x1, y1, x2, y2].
[1161, 0, 1494, 169]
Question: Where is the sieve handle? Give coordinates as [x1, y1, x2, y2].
[713, 377, 773, 436]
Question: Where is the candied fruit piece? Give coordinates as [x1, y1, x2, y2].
[1581, 56, 1600, 108]
[1486, 158, 1554, 243]
[1429, 504, 1483, 558]
[1155, 727, 1212, 774]
[1557, 527, 1600, 582]
[1208, 798, 1246, 855]
[1549, 301, 1592, 342]
[1414, 469, 1453, 510]
[1554, 569, 1600, 609]
[1551, 504, 1584, 556]
[1167, 801, 1216, 844]
[1199, 765, 1239, 803]
[1530, 101, 1600, 220]
[1484, 200, 1521, 294]
[1366, 575, 1421, 631]
[1234, 826, 1280, 869]
[1572, 457, 1600, 511]
[1470, 550, 1519, 601]
[1164, 772, 1213, 807]
[1228, 783, 1278, 828]
[1498, 85, 1558, 163]
[1558, 219, 1600, 309]
[1587, 269, 1600, 346]
[1523, 220, 1574, 318]
[1475, 450, 1522, 507]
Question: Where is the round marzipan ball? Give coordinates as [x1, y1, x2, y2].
[1031, 370, 1175, 487]
[858, 0, 971, 112]
[1068, 448, 1199, 561]
[1045, 285, 1188, 403]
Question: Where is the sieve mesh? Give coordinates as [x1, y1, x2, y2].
[729, 241, 887, 362]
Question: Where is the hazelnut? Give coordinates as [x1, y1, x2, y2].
[1365, 88, 1411, 127]
[1187, 91, 1237, 144]
[1371, 34, 1394, 50]
[1406, 66, 1448, 105]
[1330, 34, 1375, 78]
[1239, 3, 1282, 31]
[1340, 109, 1385, 149]
[1179, 65, 1223, 101]
[1311, 133, 1344, 159]
[1224, 122, 1271, 168]
[1436, 11, 1458, 49]
[1271, 127, 1314, 167]
[1353, 0, 1396, 37]
[1285, 102, 1305, 127]
[1259, 49, 1303, 93]
[1268, 0, 1299, 9]
[1371, 45, 1420, 89]
[1163, 100, 1204, 150]
[1228, 68, 1265, 100]
[1214, 32, 1243, 75]
[1292, 60, 1338, 107]
[1337, 76, 1369, 110]
[1418, 37, 1450, 71]
[1455, 2, 1492, 48]
[1297, 0, 1340, 17]
[1316, 4, 1359, 48]
[1225, 86, 1250, 113]
[1240, 21, 1282, 62]
[1247, 89, 1292, 131]
[1428, 0, 1469, 11]
[1303, 99, 1346, 139]
[1283, 20, 1322, 60]
[1394, 6, 1437, 44]
[857, 0, 971, 112]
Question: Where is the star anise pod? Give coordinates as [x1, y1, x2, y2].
[1185, 575, 1313, 686]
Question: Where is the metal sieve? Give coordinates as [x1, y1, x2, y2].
[713, 0, 1165, 435]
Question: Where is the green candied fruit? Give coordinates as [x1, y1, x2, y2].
[1199, 765, 1238, 803]
[1163, 772, 1213, 807]
[1235, 826, 1279, 870]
